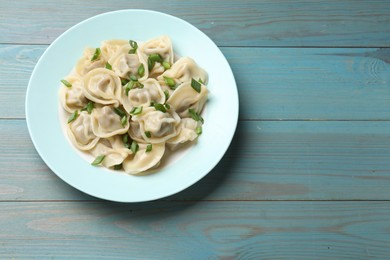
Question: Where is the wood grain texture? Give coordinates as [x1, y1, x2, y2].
[0, 201, 389, 259]
[2, 120, 390, 201]
[1, 44, 390, 120]
[0, 0, 389, 46]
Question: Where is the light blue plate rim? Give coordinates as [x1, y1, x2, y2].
[26, 9, 239, 202]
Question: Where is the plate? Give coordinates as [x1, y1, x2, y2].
[26, 10, 238, 202]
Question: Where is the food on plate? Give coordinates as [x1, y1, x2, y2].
[59, 35, 208, 174]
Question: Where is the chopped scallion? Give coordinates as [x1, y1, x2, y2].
[131, 141, 139, 154]
[113, 107, 126, 118]
[121, 115, 127, 127]
[165, 103, 170, 110]
[188, 108, 204, 123]
[162, 61, 171, 70]
[91, 48, 101, 62]
[61, 79, 72, 88]
[113, 164, 122, 170]
[130, 106, 143, 115]
[146, 144, 152, 152]
[196, 126, 202, 135]
[148, 57, 155, 70]
[130, 75, 138, 81]
[67, 110, 79, 123]
[164, 90, 169, 101]
[129, 40, 138, 54]
[121, 78, 130, 86]
[81, 101, 94, 114]
[163, 76, 176, 90]
[105, 62, 112, 70]
[122, 134, 129, 145]
[154, 103, 166, 113]
[91, 155, 105, 166]
[144, 131, 151, 138]
[149, 53, 162, 63]
[124, 81, 135, 96]
[191, 78, 201, 93]
[138, 64, 145, 77]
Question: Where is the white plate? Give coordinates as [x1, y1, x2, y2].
[26, 10, 238, 202]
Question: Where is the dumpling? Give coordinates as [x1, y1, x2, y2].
[75, 47, 106, 76]
[83, 68, 122, 106]
[108, 44, 148, 81]
[131, 107, 181, 144]
[128, 121, 145, 143]
[140, 35, 174, 78]
[157, 57, 208, 86]
[167, 118, 202, 151]
[67, 111, 99, 150]
[59, 75, 88, 113]
[101, 39, 128, 60]
[123, 143, 165, 174]
[91, 106, 130, 138]
[121, 78, 165, 113]
[167, 81, 208, 117]
[90, 136, 132, 168]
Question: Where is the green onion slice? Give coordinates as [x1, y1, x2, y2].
[91, 155, 105, 166]
[130, 106, 143, 115]
[130, 75, 138, 81]
[165, 103, 170, 110]
[188, 108, 204, 123]
[121, 115, 127, 127]
[61, 79, 72, 88]
[121, 78, 130, 86]
[162, 61, 171, 70]
[122, 134, 129, 145]
[131, 141, 139, 154]
[124, 81, 135, 96]
[149, 53, 163, 63]
[113, 164, 122, 170]
[191, 78, 201, 93]
[67, 110, 79, 123]
[153, 103, 167, 113]
[128, 40, 138, 54]
[163, 76, 176, 90]
[146, 144, 153, 153]
[148, 57, 155, 70]
[138, 64, 145, 77]
[105, 62, 112, 70]
[164, 90, 169, 101]
[91, 48, 101, 62]
[81, 101, 94, 114]
[113, 107, 126, 118]
[144, 131, 151, 138]
[196, 126, 202, 135]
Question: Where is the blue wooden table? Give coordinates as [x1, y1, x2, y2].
[1, 1, 390, 258]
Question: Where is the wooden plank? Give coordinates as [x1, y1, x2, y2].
[2, 120, 390, 201]
[0, 0, 389, 46]
[2, 44, 390, 120]
[0, 201, 389, 259]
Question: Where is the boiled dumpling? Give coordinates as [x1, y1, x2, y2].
[67, 111, 99, 150]
[108, 44, 148, 81]
[123, 143, 165, 174]
[167, 81, 208, 117]
[121, 78, 165, 113]
[167, 118, 202, 151]
[157, 57, 208, 86]
[83, 68, 122, 106]
[90, 136, 132, 168]
[140, 35, 174, 78]
[75, 47, 106, 76]
[128, 121, 145, 143]
[91, 106, 130, 138]
[59, 75, 88, 113]
[131, 107, 181, 144]
[101, 39, 128, 60]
